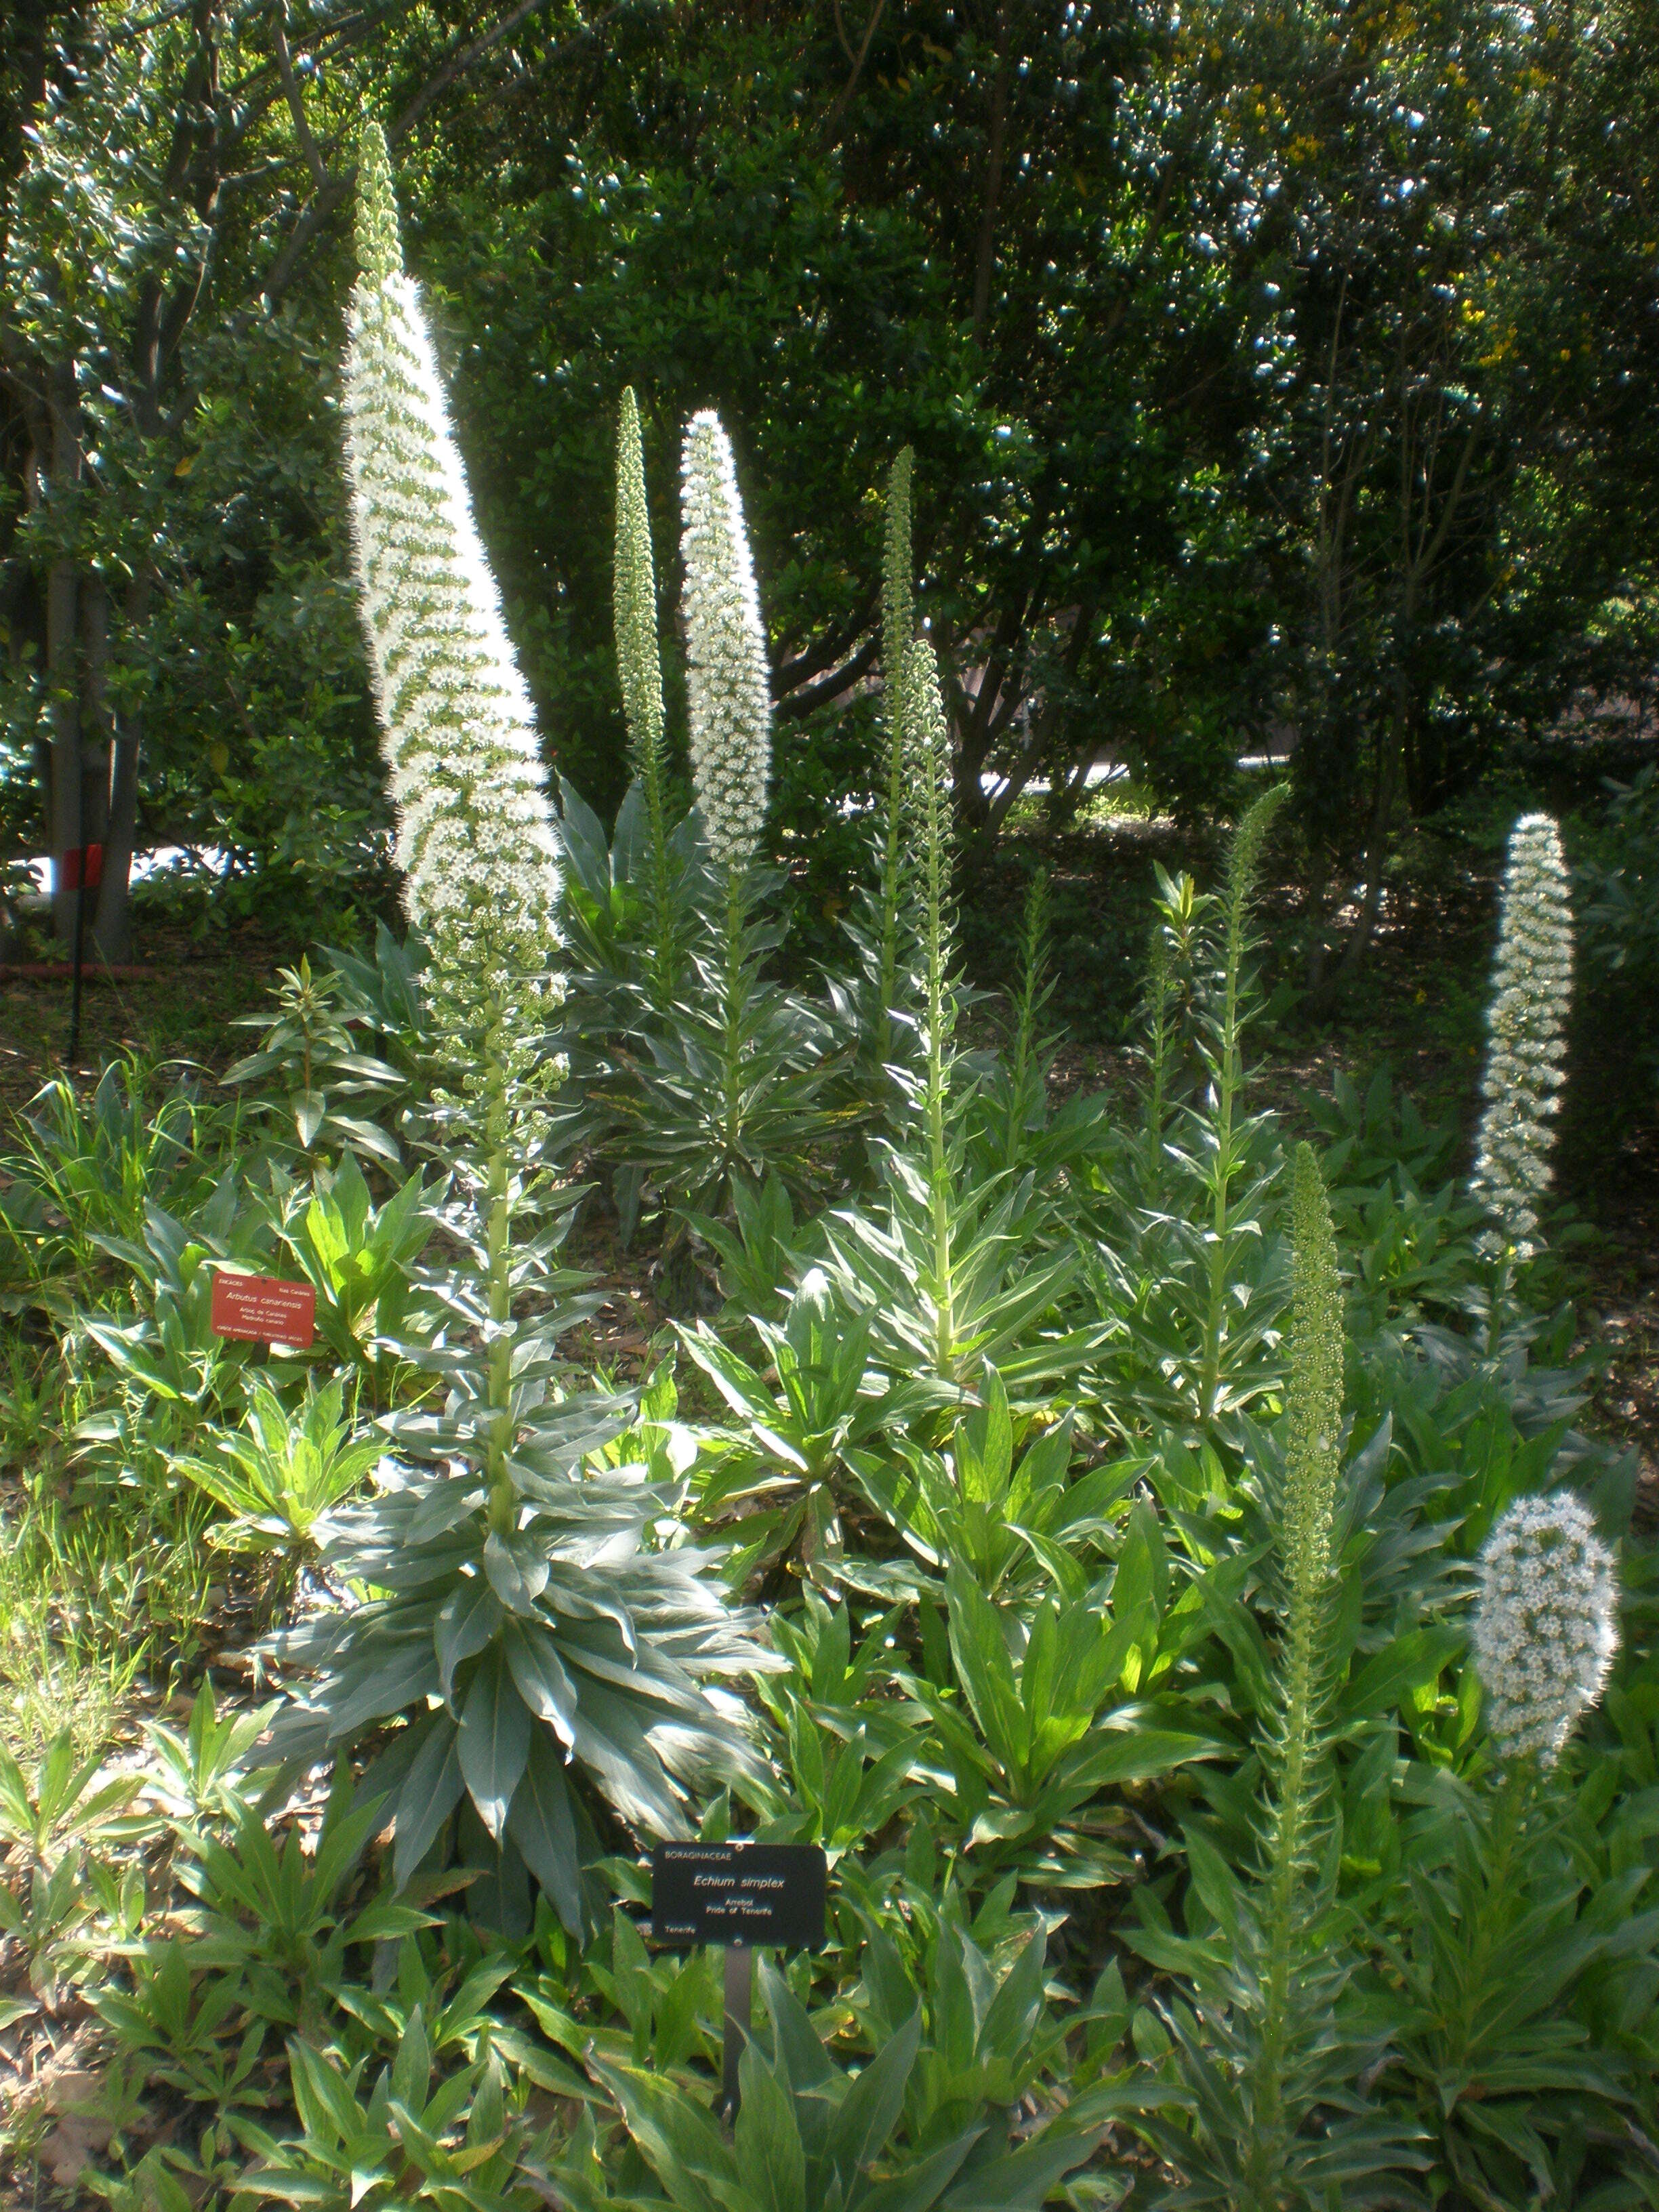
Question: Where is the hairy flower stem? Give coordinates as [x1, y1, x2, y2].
[1196, 784, 1290, 1427]
[478, 1018, 518, 1536]
[1003, 867, 1049, 1170]
[642, 764, 676, 1010]
[905, 639, 957, 1375]
[926, 960, 954, 1380]
[720, 865, 747, 1185]
[1143, 928, 1173, 1176]
[1448, 1769, 1531, 2078]
[875, 449, 916, 1067]
[1484, 1252, 1513, 1361]
[1254, 1141, 1344, 2160]
[876, 724, 908, 1070]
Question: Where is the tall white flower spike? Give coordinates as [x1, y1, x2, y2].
[680, 411, 772, 869]
[1471, 1492, 1618, 1769]
[342, 124, 561, 1021]
[1469, 813, 1574, 1261]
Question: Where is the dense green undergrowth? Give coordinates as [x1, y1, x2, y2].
[4, 781, 1653, 2210]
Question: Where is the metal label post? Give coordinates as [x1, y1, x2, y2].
[720, 1944, 752, 2121]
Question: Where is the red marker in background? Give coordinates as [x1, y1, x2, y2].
[64, 842, 105, 1068]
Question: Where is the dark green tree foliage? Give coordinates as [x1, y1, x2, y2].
[5, 0, 1658, 979]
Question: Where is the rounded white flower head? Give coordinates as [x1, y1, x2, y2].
[680, 410, 771, 869]
[1471, 1491, 1618, 1769]
[1469, 813, 1573, 1261]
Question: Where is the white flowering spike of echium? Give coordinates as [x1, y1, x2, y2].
[1472, 1492, 1618, 1769]
[1468, 812, 1574, 1261]
[343, 123, 562, 1080]
[680, 410, 771, 870]
[615, 387, 667, 796]
[615, 387, 676, 999]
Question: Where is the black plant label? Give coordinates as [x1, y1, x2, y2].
[651, 1841, 827, 1950]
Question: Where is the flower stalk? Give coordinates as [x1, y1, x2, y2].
[615, 386, 676, 1002]
[1255, 1139, 1345, 2158]
[1195, 782, 1290, 1425]
[876, 448, 916, 1062]
[344, 123, 564, 1542]
[905, 638, 958, 1373]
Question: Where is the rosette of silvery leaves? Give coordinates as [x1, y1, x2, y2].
[1471, 1491, 1618, 1769]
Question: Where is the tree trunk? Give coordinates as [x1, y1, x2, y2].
[94, 567, 150, 962]
[1329, 703, 1405, 993]
[970, 9, 1013, 341]
[45, 361, 85, 947]
[81, 567, 112, 855]
[45, 560, 81, 947]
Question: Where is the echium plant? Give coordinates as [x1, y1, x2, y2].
[614, 386, 676, 1004]
[1468, 812, 1574, 1265]
[272, 129, 766, 1930]
[1126, 1144, 1430, 2207]
[1471, 1492, 1618, 1771]
[823, 636, 1092, 1401]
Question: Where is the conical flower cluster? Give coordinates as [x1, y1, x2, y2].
[903, 637, 958, 996]
[882, 446, 916, 746]
[1469, 813, 1574, 1261]
[680, 410, 771, 869]
[1471, 1492, 1618, 1769]
[342, 125, 561, 1053]
[1282, 1139, 1344, 1603]
[615, 385, 665, 789]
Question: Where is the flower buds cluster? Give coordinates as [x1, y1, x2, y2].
[1471, 1491, 1618, 1769]
[1469, 813, 1574, 1261]
[680, 411, 772, 869]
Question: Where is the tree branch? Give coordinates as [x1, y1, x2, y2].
[821, 0, 890, 144]
[273, 17, 329, 187]
[774, 588, 878, 691]
[776, 632, 881, 720]
[391, 0, 624, 142]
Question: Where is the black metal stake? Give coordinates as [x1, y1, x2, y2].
[720, 1944, 752, 2123]
[66, 867, 88, 1069]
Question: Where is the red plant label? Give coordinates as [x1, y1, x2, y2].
[210, 1271, 316, 1348]
[62, 843, 104, 891]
